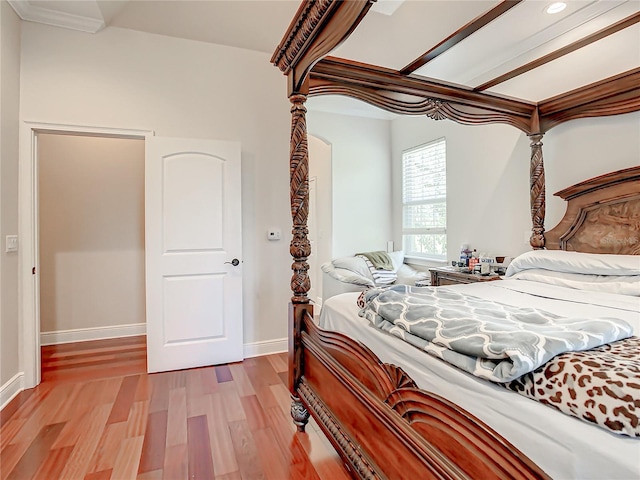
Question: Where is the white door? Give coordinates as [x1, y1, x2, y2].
[145, 136, 242, 373]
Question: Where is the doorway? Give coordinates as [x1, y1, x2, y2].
[37, 132, 146, 380]
[21, 124, 244, 387]
[37, 133, 146, 378]
[19, 123, 152, 388]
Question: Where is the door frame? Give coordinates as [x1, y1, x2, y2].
[19, 121, 153, 389]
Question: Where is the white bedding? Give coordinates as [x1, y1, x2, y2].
[319, 279, 640, 480]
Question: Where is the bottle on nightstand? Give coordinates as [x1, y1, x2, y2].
[468, 250, 479, 271]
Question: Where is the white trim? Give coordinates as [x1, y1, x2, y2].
[19, 122, 154, 389]
[0, 372, 25, 411]
[7, 1, 105, 33]
[40, 323, 147, 346]
[22, 121, 153, 139]
[243, 338, 287, 359]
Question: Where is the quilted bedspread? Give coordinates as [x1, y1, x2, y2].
[358, 285, 633, 382]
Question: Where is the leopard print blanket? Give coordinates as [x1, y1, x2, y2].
[504, 336, 640, 437]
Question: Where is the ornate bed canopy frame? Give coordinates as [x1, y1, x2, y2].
[273, 1, 640, 296]
[271, 1, 640, 478]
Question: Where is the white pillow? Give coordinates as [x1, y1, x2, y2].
[321, 263, 374, 287]
[509, 268, 640, 296]
[388, 250, 405, 273]
[506, 250, 640, 277]
[396, 264, 430, 286]
[331, 256, 373, 280]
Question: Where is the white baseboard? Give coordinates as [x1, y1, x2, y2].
[40, 324, 285, 360]
[243, 337, 287, 358]
[40, 323, 147, 346]
[1, 372, 25, 411]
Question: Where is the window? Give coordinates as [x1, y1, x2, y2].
[402, 138, 447, 260]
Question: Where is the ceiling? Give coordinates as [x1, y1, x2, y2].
[335, 0, 639, 102]
[8, 0, 640, 119]
[8, 1, 301, 53]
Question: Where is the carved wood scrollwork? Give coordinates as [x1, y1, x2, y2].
[382, 364, 418, 390]
[271, 1, 332, 73]
[290, 394, 310, 432]
[529, 134, 546, 249]
[309, 81, 535, 133]
[421, 97, 533, 132]
[562, 197, 640, 254]
[424, 98, 449, 120]
[298, 382, 380, 480]
[289, 94, 311, 303]
[303, 316, 418, 401]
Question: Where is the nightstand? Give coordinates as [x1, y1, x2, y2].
[429, 267, 501, 286]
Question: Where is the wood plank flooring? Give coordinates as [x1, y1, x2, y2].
[0, 336, 351, 480]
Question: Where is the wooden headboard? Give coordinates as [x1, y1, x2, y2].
[545, 166, 640, 254]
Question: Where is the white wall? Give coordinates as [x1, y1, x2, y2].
[0, 1, 21, 390]
[391, 111, 640, 264]
[392, 118, 528, 263]
[307, 110, 392, 257]
[308, 135, 332, 304]
[38, 134, 145, 334]
[20, 23, 293, 346]
[542, 112, 640, 228]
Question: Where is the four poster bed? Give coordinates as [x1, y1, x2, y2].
[271, 1, 640, 478]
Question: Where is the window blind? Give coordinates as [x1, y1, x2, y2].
[402, 138, 447, 259]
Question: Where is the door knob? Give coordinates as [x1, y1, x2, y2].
[225, 258, 240, 266]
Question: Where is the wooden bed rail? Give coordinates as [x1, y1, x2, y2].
[295, 309, 551, 480]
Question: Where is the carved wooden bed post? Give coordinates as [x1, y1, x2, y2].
[289, 93, 311, 305]
[271, 0, 376, 435]
[529, 133, 546, 249]
[288, 91, 312, 431]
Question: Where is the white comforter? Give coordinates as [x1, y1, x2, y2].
[320, 279, 640, 480]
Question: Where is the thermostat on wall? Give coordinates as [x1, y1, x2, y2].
[267, 229, 281, 241]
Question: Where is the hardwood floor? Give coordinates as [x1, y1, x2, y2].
[0, 336, 351, 480]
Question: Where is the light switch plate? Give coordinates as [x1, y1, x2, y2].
[6, 235, 18, 253]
